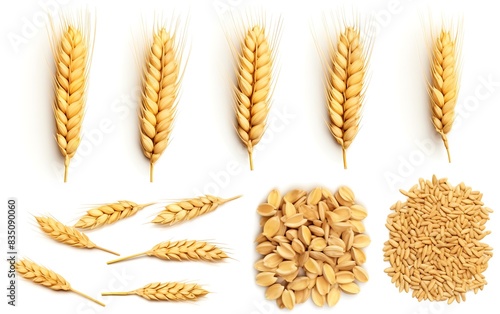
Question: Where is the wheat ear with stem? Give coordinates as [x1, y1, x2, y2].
[16, 259, 105, 306]
[50, 15, 93, 182]
[429, 28, 460, 163]
[36, 216, 119, 255]
[140, 27, 181, 182]
[152, 195, 241, 225]
[74, 201, 155, 229]
[107, 240, 227, 264]
[102, 282, 208, 301]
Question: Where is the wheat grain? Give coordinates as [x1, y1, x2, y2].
[384, 175, 493, 303]
[102, 282, 208, 301]
[326, 26, 368, 169]
[235, 24, 275, 170]
[429, 28, 461, 162]
[255, 187, 370, 309]
[16, 259, 105, 306]
[140, 26, 181, 182]
[75, 201, 154, 229]
[107, 240, 227, 265]
[152, 195, 241, 225]
[50, 14, 93, 182]
[35, 216, 119, 255]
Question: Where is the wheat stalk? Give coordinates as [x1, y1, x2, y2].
[235, 25, 274, 170]
[140, 26, 181, 182]
[152, 195, 241, 225]
[74, 201, 155, 229]
[326, 26, 367, 169]
[16, 258, 105, 306]
[102, 282, 208, 301]
[429, 28, 460, 163]
[36, 216, 119, 255]
[50, 14, 93, 182]
[107, 240, 227, 265]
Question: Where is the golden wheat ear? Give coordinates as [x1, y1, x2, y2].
[50, 13, 94, 182]
[102, 282, 208, 301]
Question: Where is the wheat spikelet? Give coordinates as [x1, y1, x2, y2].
[152, 195, 241, 225]
[74, 201, 154, 229]
[107, 240, 227, 264]
[51, 14, 93, 182]
[429, 28, 460, 163]
[235, 25, 273, 170]
[326, 26, 367, 169]
[102, 282, 208, 301]
[35, 216, 119, 255]
[16, 258, 105, 306]
[140, 26, 180, 182]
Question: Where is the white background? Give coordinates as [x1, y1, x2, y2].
[1, 0, 499, 313]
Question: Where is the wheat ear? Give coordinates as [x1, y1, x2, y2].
[107, 240, 227, 264]
[429, 29, 459, 162]
[74, 201, 155, 229]
[16, 259, 105, 306]
[51, 16, 92, 182]
[140, 27, 180, 182]
[36, 216, 119, 255]
[327, 26, 367, 169]
[152, 195, 241, 225]
[102, 282, 208, 301]
[235, 25, 273, 170]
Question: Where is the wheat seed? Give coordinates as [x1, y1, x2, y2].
[429, 27, 461, 162]
[75, 201, 154, 229]
[16, 259, 105, 306]
[326, 26, 368, 169]
[255, 187, 370, 309]
[152, 195, 241, 225]
[36, 216, 119, 255]
[384, 175, 493, 303]
[140, 26, 181, 182]
[102, 282, 208, 301]
[107, 240, 227, 265]
[50, 14, 93, 182]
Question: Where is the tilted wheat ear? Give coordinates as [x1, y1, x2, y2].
[152, 195, 241, 225]
[16, 259, 105, 306]
[102, 282, 208, 301]
[429, 29, 460, 162]
[74, 201, 154, 229]
[36, 216, 119, 255]
[107, 240, 227, 264]
[51, 17, 92, 182]
[326, 26, 367, 169]
[140, 27, 180, 182]
[235, 25, 273, 170]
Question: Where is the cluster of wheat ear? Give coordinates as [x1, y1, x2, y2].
[102, 282, 208, 301]
[429, 27, 461, 162]
[16, 259, 105, 306]
[51, 15, 93, 182]
[140, 27, 181, 182]
[74, 201, 154, 229]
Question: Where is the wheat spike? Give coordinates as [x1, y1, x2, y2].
[102, 281, 208, 301]
[107, 240, 227, 265]
[74, 201, 154, 229]
[51, 15, 92, 182]
[327, 26, 367, 169]
[16, 259, 105, 306]
[35, 216, 119, 255]
[429, 29, 459, 163]
[235, 25, 273, 170]
[140, 27, 180, 182]
[152, 195, 241, 225]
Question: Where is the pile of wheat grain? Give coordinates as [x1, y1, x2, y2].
[255, 187, 370, 309]
[384, 175, 493, 304]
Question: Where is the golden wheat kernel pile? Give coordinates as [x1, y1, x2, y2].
[255, 187, 370, 309]
[384, 175, 493, 304]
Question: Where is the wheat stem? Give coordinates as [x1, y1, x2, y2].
[440, 132, 451, 163]
[249, 149, 254, 171]
[107, 252, 147, 265]
[150, 162, 154, 182]
[71, 288, 106, 306]
[64, 156, 70, 182]
[94, 246, 120, 256]
[342, 147, 347, 169]
[101, 291, 133, 296]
